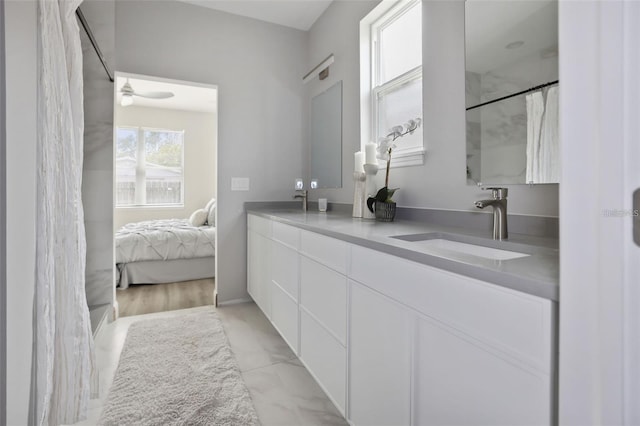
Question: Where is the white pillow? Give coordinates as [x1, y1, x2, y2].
[205, 198, 216, 212]
[189, 208, 208, 227]
[207, 202, 216, 226]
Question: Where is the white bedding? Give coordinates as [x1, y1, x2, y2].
[116, 219, 216, 264]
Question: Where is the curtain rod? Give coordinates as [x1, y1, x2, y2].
[466, 80, 559, 111]
[76, 7, 114, 82]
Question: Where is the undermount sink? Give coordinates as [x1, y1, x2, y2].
[392, 232, 531, 261]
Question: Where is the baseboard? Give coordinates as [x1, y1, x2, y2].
[92, 305, 110, 338]
[217, 297, 253, 306]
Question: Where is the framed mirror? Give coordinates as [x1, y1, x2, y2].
[310, 81, 342, 189]
[465, 0, 558, 185]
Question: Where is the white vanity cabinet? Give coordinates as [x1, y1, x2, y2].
[247, 215, 302, 352]
[349, 281, 412, 426]
[349, 245, 555, 426]
[247, 215, 271, 319]
[270, 222, 301, 353]
[299, 231, 349, 414]
[413, 314, 552, 425]
[246, 213, 556, 426]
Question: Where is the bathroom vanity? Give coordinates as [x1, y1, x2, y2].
[247, 209, 558, 426]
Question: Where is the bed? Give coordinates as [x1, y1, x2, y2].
[115, 218, 216, 289]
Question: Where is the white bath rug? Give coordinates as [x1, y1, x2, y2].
[98, 309, 260, 425]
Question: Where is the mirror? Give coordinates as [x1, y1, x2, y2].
[310, 81, 342, 189]
[465, 0, 559, 185]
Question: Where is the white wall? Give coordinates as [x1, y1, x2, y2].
[4, 0, 37, 423]
[307, 0, 559, 218]
[558, 1, 640, 423]
[115, 1, 306, 303]
[304, 0, 379, 203]
[114, 105, 217, 230]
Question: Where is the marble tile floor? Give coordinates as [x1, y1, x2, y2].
[70, 302, 347, 426]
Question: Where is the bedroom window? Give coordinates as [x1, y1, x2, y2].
[361, 0, 423, 167]
[116, 127, 185, 207]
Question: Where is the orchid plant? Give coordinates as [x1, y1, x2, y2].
[367, 118, 422, 212]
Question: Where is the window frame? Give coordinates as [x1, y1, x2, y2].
[361, 0, 424, 168]
[115, 126, 186, 208]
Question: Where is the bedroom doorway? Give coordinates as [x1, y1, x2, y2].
[111, 72, 218, 318]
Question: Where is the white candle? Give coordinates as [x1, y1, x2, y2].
[365, 142, 377, 164]
[354, 151, 365, 173]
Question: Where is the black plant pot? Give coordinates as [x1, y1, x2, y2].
[375, 201, 396, 222]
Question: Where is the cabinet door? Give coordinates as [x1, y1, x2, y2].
[300, 310, 346, 414]
[271, 240, 299, 300]
[247, 230, 271, 318]
[349, 281, 411, 426]
[300, 256, 347, 344]
[270, 280, 299, 353]
[270, 239, 300, 353]
[414, 315, 552, 426]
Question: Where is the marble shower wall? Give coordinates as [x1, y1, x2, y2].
[79, 1, 115, 314]
[466, 50, 558, 184]
[465, 71, 481, 183]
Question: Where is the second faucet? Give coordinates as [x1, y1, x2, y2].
[475, 187, 508, 240]
[294, 189, 308, 212]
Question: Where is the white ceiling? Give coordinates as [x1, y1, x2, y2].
[177, 0, 333, 31]
[465, 0, 558, 74]
[116, 76, 218, 113]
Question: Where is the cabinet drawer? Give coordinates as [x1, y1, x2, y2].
[349, 281, 411, 426]
[248, 214, 271, 237]
[300, 230, 348, 274]
[350, 245, 554, 373]
[300, 256, 347, 345]
[270, 281, 299, 354]
[272, 222, 299, 249]
[414, 314, 551, 425]
[300, 310, 346, 415]
[247, 230, 271, 319]
[271, 240, 299, 300]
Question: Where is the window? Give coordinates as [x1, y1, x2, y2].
[361, 0, 423, 167]
[116, 127, 185, 207]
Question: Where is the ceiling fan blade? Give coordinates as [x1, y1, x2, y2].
[133, 91, 174, 99]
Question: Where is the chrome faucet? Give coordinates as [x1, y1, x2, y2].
[475, 187, 508, 240]
[293, 190, 308, 212]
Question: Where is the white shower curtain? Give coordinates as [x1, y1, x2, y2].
[526, 86, 560, 183]
[35, 0, 95, 425]
[525, 91, 544, 183]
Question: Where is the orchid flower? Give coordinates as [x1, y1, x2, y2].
[374, 117, 422, 194]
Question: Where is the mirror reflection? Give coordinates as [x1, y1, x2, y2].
[465, 0, 559, 185]
[310, 81, 343, 189]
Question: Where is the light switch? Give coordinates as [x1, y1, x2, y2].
[231, 177, 250, 191]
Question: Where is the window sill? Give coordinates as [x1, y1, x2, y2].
[379, 147, 425, 169]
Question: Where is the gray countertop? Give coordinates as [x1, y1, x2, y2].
[247, 208, 559, 302]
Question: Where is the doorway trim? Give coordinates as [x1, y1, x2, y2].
[559, 1, 640, 423]
[112, 71, 219, 313]
[0, 0, 7, 422]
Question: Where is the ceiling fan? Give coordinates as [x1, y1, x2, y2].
[119, 79, 174, 106]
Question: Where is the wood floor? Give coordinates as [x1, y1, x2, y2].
[117, 278, 215, 317]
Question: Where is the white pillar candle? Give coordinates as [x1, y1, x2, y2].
[354, 151, 365, 173]
[365, 142, 378, 164]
